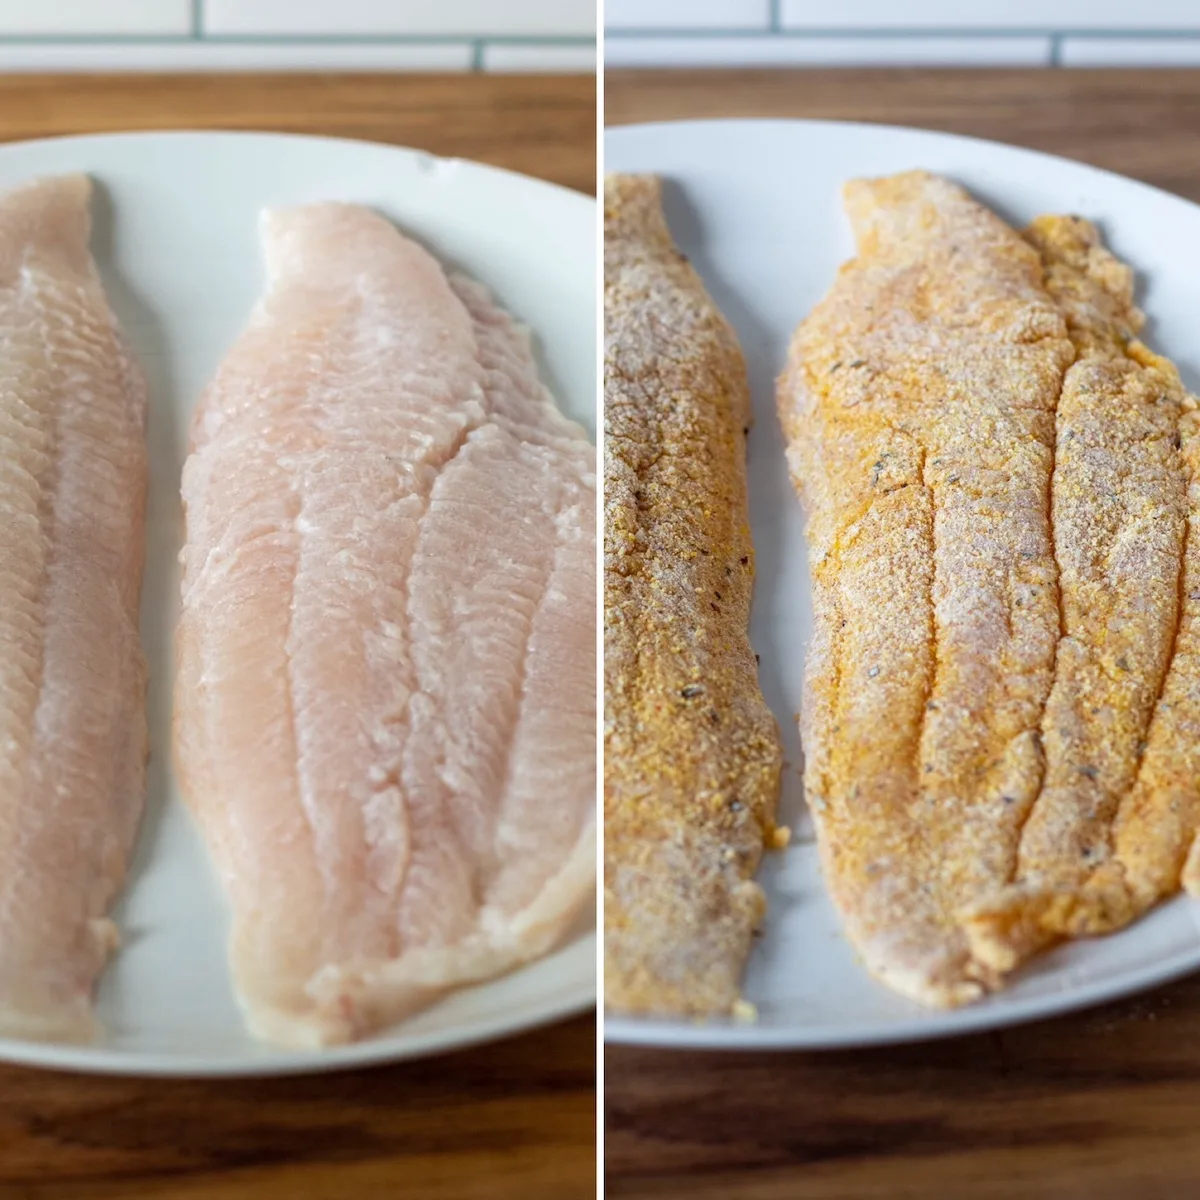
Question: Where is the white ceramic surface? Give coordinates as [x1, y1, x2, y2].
[0, 131, 596, 1076]
[605, 118, 1200, 1049]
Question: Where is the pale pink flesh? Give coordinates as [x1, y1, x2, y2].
[0, 174, 149, 1043]
[175, 204, 596, 1047]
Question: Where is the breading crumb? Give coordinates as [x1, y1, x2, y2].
[731, 998, 758, 1023]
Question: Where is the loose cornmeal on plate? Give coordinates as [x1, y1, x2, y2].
[603, 173, 783, 1017]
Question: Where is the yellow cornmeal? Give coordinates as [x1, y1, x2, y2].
[603, 174, 782, 1017]
[780, 170, 1200, 1005]
[779, 170, 1074, 1006]
[966, 215, 1195, 968]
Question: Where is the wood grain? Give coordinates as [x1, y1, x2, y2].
[605, 67, 1200, 1200]
[607, 984, 1200, 1199]
[0, 1014, 595, 1200]
[0, 73, 596, 195]
[0, 72, 596, 1200]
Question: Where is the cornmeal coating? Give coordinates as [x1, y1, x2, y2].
[966, 219, 1200, 965]
[604, 174, 782, 1016]
[779, 171, 1074, 1005]
[785, 172, 1200, 1004]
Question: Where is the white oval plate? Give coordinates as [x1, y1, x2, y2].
[0, 131, 595, 1076]
[605, 118, 1200, 1050]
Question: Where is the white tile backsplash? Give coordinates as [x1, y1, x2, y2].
[204, 0, 593, 38]
[483, 43, 597, 73]
[4, 0, 1200, 72]
[0, 0, 191, 35]
[605, 0, 770, 31]
[0, 0, 595, 72]
[605, 0, 1200, 66]
[1061, 36, 1200, 64]
[604, 35, 1053, 68]
[780, 0, 1200, 29]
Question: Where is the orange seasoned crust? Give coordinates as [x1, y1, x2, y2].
[964, 218, 1200, 965]
[603, 174, 782, 1017]
[779, 171, 1074, 1005]
[963, 215, 1194, 965]
[783, 171, 1200, 1005]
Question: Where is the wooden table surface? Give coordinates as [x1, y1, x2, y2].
[0, 72, 596, 196]
[606, 68, 1200, 1200]
[0, 73, 596, 1200]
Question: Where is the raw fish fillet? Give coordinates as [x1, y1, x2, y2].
[0, 175, 149, 1042]
[604, 174, 782, 1016]
[175, 203, 596, 1048]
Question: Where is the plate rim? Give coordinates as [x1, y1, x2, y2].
[0, 127, 596, 1077]
[0, 974, 596, 1079]
[0, 126, 595, 204]
[604, 115, 1200, 1050]
[605, 114, 1198, 216]
[604, 947, 1200, 1051]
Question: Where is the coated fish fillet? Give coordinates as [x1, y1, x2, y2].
[0, 175, 149, 1042]
[778, 171, 1074, 1005]
[175, 203, 596, 1048]
[604, 174, 782, 1016]
[965, 219, 1200, 966]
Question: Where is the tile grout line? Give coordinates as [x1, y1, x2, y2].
[603, 26, 1200, 39]
[0, 33, 596, 47]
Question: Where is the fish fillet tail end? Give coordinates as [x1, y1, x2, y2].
[605, 832, 767, 1018]
[960, 870, 1147, 974]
